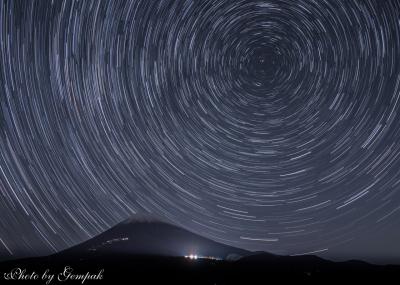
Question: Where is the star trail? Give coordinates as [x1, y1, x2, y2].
[1, 0, 400, 260]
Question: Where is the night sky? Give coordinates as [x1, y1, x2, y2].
[1, 0, 400, 263]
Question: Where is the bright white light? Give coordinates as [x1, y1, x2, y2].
[184, 254, 222, 261]
[185, 254, 198, 260]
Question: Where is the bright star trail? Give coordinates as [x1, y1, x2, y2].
[1, 0, 400, 260]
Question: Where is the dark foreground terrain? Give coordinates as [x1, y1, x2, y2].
[1, 217, 398, 284]
[0, 253, 399, 284]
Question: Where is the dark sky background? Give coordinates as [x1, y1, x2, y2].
[0, 0, 400, 264]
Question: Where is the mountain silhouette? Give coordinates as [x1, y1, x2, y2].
[0, 215, 399, 284]
[59, 215, 250, 261]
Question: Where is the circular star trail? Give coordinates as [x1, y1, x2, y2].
[1, 0, 400, 258]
